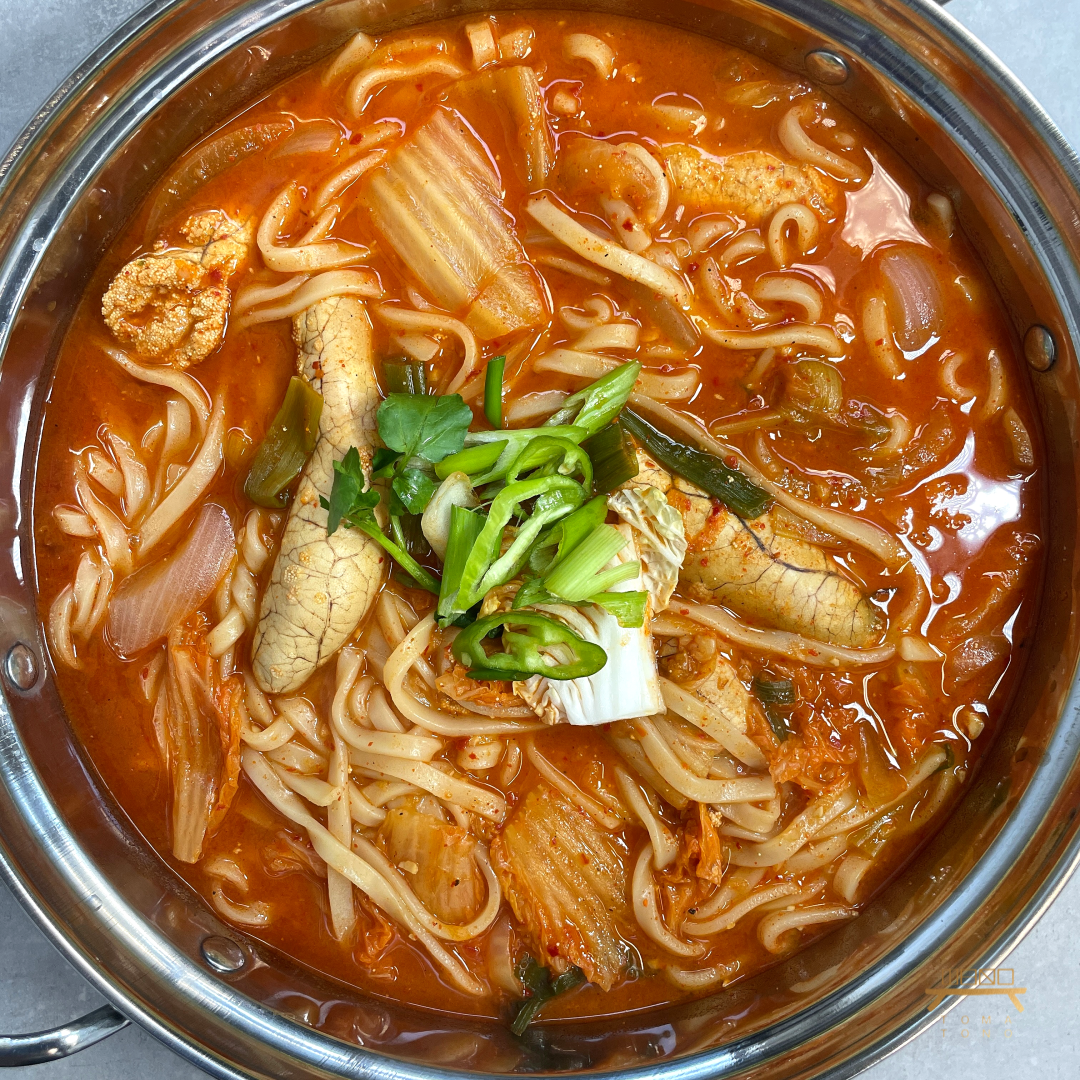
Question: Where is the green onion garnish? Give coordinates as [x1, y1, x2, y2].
[543, 523, 639, 602]
[484, 354, 505, 429]
[244, 376, 323, 508]
[437, 504, 485, 623]
[583, 421, 639, 494]
[435, 441, 507, 480]
[621, 408, 773, 520]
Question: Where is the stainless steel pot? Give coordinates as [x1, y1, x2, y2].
[0, 0, 1078, 1076]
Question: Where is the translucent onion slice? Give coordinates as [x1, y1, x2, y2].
[879, 247, 943, 352]
[107, 503, 235, 656]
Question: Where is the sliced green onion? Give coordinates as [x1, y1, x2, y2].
[529, 495, 608, 575]
[456, 476, 585, 612]
[591, 590, 648, 627]
[484, 355, 505, 429]
[583, 421, 639, 494]
[543, 523, 638, 602]
[244, 376, 323, 508]
[463, 425, 588, 485]
[512, 576, 554, 610]
[437, 504, 485, 624]
[435, 441, 507, 480]
[622, 408, 773, 519]
[545, 362, 640, 435]
[384, 359, 427, 395]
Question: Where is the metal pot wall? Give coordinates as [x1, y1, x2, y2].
[0, 0, 1078, 1076]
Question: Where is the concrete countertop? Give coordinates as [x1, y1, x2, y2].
[0, 0, 1077, 1076]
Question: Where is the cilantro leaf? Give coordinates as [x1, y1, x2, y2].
[377, 393, 472, 464]
[392, 468, 436, 515]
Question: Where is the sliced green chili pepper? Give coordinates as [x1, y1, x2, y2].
[244, 376, 323, 508]
[505, 435, 593, 489]
[462, 425, 588, 485]
[455, 476, 585, 612]
[591, 590, 648, 627]
[484, 354, 505, 428]
[436, 441, 508, 480]
[545, 362, 640, 436]
[622, 409, 773, 520]
[453, 612, 607, 682]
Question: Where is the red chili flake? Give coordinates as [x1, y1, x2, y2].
[713, 376, 721, 387]
[415, 82, 424, 91]
[208, 267, 223, 284]
[548, 944, 560, 957]
[597, 131, 606, 137]
[700, 557, 708, 566]
[687, 261, 699, 273]
[622, 220, 634, 231]
[725, 455, 739, 469]
[349, 132, 362, 144]
[469, 753, 478, 760]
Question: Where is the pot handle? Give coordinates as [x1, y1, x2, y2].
[0, 1003, 129, 1066]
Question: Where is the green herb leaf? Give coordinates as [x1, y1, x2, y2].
[325, 448, 375, 535]
[371, 446, 401, 479]
[392, 468, 437, 515]
[377, 393, 473, 464]
[510, 957, 585, 1035]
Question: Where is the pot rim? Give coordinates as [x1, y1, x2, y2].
[1, 1, 1079, 1077]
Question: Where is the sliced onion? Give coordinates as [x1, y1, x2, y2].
[107, 504, 235, 657]
[879, 248, 942, 352]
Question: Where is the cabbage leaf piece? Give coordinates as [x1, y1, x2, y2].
[514, 526, 662, 726]
[360, 107, 548, 339]
[607, 485, 686, 612]
[378, 801, 484, 923]
[491, 784, 630, 990]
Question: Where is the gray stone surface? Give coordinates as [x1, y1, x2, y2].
[1, 1, 1078, 1076]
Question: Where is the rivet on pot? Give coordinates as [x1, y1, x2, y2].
[1024, 324, 1056, 371]
[805, 49, 849, 85]
[200, 935, 246, 974]
[4, 643, 38, 691]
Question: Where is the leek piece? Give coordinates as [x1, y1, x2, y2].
[484, 354, 505, 428]
[621, 408, 773, 519]
[583, 422, 639, 494]
[244, 376, 323, 508]
[543, 524, 639, 602]
[384, 359, 427, 395]
[437, 504, 485, 623]
[435, 441, 507, 480]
